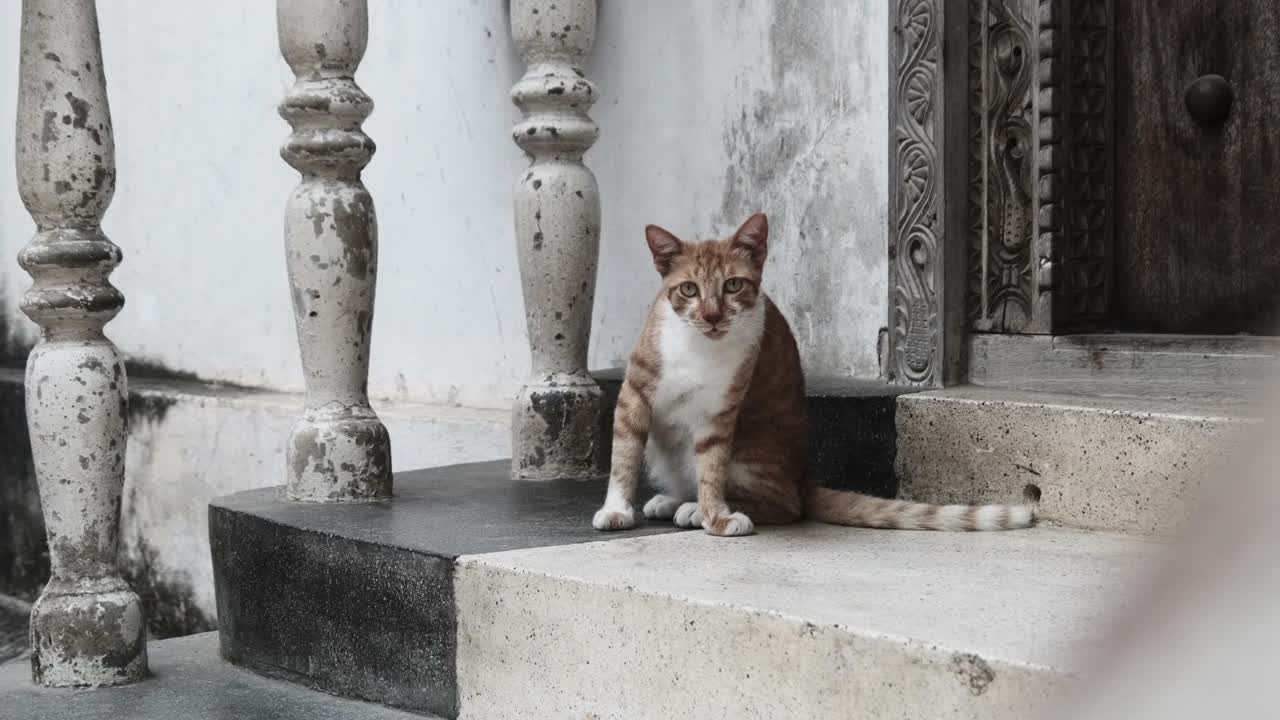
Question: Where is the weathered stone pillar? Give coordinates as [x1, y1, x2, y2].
[509, 0, 605, 480]
[15, 0, 147, 686]
[277, 0, 392, 502]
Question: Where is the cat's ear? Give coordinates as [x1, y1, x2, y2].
[645, 224, 683, 275]
[732, 212, 768, 269]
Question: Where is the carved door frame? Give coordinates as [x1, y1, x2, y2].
[887, 0, 1114, 387]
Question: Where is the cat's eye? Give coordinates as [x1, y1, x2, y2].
[724, 278, 744, 293]
[678, 282, 699, 298]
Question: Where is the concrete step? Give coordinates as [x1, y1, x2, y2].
[210, 461, 681, 718]
[211, 457, 1168, 720]
[0, 632, 430, 720]
[455, 524, 1164, 719]
[894, 383, 1258, 536]
[604, 367, 1258, 537]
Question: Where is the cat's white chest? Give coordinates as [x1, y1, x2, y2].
[653, 330, 742, 424]
[644, 301, 761, 496]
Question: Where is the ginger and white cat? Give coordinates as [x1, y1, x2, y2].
[593, 213, 1035, 536]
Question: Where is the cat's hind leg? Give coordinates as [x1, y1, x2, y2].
[724, 461, 804, 526]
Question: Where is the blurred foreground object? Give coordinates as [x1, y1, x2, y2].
[1047, 379, 1280, 718]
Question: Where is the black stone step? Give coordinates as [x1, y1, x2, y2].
[0, 632, 428, 719]
[210, 376, 911, 719]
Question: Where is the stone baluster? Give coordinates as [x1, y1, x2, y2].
[277, 0, 392, 502]
[15, 0, 147, 686]
[509, 0, 606, 480]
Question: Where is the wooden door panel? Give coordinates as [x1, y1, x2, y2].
[1114, 0, 1280, 334]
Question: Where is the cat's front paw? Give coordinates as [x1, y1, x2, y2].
[705, 511, 754, 537]
[592, 506, 636, 531]
[673, 501, 703, 529]
[643, 494, 683, 520]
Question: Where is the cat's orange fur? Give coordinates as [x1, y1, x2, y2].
[592, 213, 1036, 536]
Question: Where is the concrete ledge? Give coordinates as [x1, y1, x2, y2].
[0, 632, 429, 719]
[0, 368, 509, 636]
[895, 385, 1257, 536]
[454, 524, 1163, 720]
[969, 333, 1280, 388]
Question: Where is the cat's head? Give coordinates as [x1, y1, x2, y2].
[645, 213, 768, 340]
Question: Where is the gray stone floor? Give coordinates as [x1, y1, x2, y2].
[0, 632, 430, 719]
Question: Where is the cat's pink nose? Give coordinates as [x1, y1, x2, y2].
[704, 310, 724, 326]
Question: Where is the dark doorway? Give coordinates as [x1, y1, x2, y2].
[1113, 0, 1280, 334]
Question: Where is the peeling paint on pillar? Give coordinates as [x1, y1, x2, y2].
[509, 0, 606, 480]
[14, 0, 146, 687]
[277, 0, 392, 502]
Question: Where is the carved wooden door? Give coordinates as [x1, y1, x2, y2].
[1113, 0, 1280, 334]
[966, 0, 1112, 336]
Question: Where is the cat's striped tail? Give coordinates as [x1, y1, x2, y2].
[807, 487, 1036, 531]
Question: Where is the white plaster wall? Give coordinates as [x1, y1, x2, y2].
[0, 0, 887, 408]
